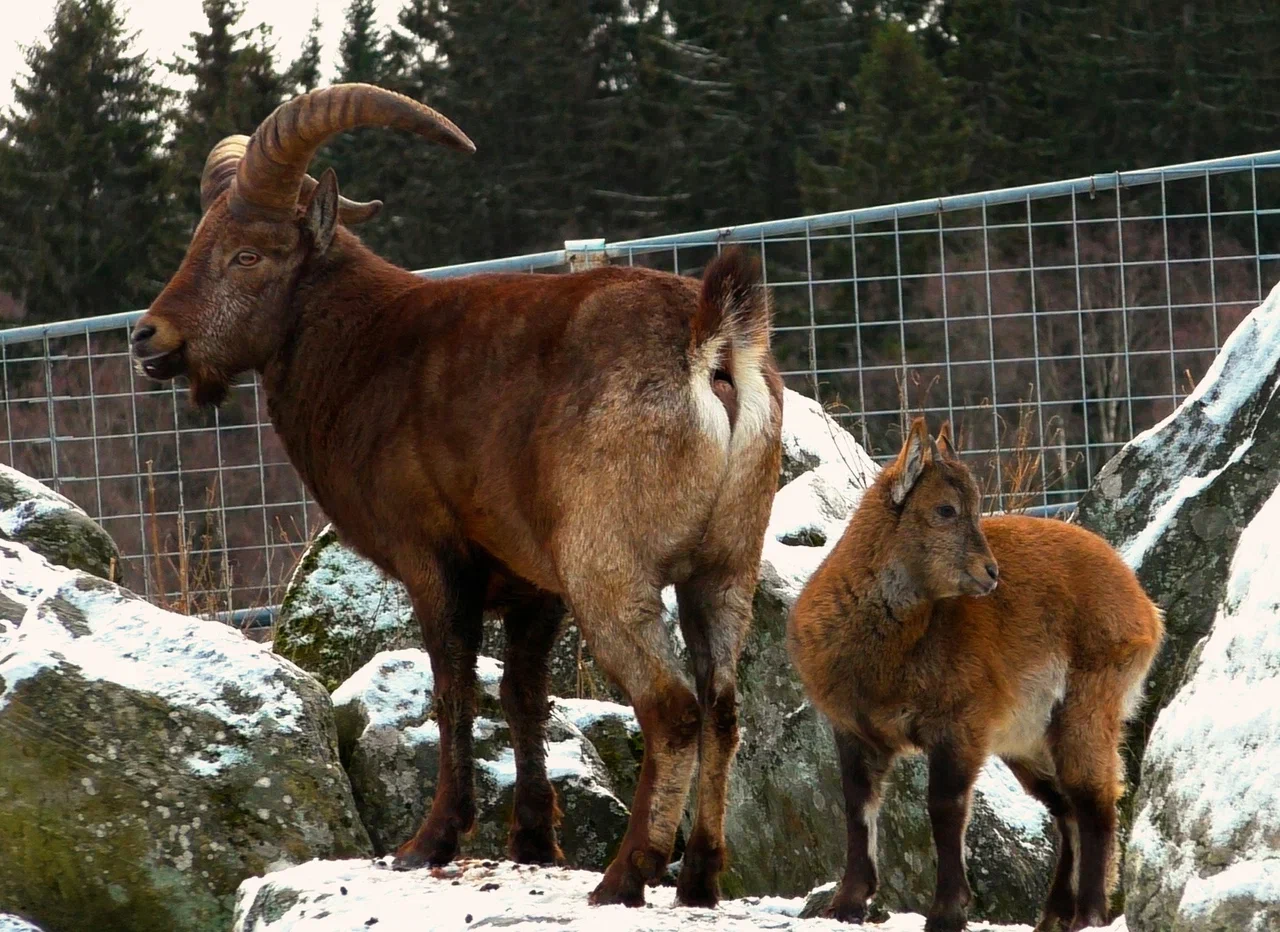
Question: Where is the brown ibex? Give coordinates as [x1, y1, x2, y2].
[787, 418, 1163, 932]
[130, 83, 784, 908]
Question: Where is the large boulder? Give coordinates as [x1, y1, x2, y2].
[233, 857, 1100, 932]
[0, 540, 372, 932]
[1075, 279, 1280, 731]
[330, 649, 632, 868]
[1123, 483, 1280, 931]
[0, 464, 121, 583]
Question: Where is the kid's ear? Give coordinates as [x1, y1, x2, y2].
[892, 418, 930, 505]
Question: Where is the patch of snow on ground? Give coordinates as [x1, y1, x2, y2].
[0, 541, 308, 737]
[233, 857, 1120, 932]
[1128, 481, 1280, 920]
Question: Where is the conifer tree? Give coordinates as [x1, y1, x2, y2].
[0, 0, 181, 323]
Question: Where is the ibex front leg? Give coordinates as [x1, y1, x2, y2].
[393, 555, 486, 869]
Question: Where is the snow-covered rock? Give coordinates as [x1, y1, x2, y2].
[0, 463, 121, 582]
[232, 857, 1128, 932]
[272, 525, 419, 692]
[0, 916, 47, 932]
[330, 649, 631, 868]
[0, 539, 372, 932]
[1076, 278, 1280, 728]
[1123, 483, 1280, 931]
[779, 389, 880, 488]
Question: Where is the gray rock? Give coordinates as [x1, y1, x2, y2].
[272, 525, 420, 692]
[1076, 279, 1280, 741]
[0, 464, 121, 583]
[1123, 484, 1280, 932]
[330, 649, 632, 869]
[0, 539, 372, 932]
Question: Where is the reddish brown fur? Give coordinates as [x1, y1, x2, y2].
[131, 94, 783, 909]
[787, 418, 1163, 932]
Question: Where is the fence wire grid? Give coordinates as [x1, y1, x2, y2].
[4, 150, 1280, 617]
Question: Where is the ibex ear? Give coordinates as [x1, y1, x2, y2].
[936, 421, 958, 460]
[892, 417, 930, 505]
[303, 167, 340, 255]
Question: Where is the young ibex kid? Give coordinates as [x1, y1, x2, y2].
[787, 418, 1163, 932]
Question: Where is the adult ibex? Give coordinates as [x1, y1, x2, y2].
[131, 83, 784, 908]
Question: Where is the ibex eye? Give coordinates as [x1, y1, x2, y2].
[936, 504, 957, 519]
[235, 251, 260, 267]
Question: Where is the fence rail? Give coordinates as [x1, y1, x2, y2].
[5, 149, 1280, 617]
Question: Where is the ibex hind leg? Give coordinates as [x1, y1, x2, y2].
[561, 555, 700, 908]
[672, 568, 755, 908]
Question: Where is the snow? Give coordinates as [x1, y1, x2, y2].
[479, 738, 600, 789]
[331, 650, 504, 733]
[554, 696, 639, 733]
[1179, 861, 1280, 926]
[1120, 437, 1255, 568]
[0, 540, 310, 748]
[780, 390, 880, 487]
[1127, 481, 1280, 922]
[974, 759, 1050, 844]
[232, 857, 1124, 932]
[282, 528, 413, 644]
[0, 916, 46, 932]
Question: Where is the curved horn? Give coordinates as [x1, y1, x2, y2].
[202, 133, 386, 224]
[201, 135, 249, 213]
[231, 83, 475, 221]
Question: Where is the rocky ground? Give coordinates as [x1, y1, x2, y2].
[4, 279, 1280, 931]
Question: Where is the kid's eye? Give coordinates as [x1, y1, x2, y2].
[936, 504, 957, 519]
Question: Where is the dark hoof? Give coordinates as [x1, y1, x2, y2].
[675, 843, 724, 909]
[827, 897, 869, 924]
[509, 826, 564, 867]
[588, 875, 646, 908]
[589, 848, 666, 908]
[1034, 914, 1070, 932]
[1067, 912, 1109, 932]
[924, 911, 968, 932]
[392, 831, 458, 870]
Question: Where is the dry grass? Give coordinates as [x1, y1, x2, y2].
[141, 461, 318, 638]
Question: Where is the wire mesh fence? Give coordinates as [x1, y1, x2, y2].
[4, 150, 1280, 616]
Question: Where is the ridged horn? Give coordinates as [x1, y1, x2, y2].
[201, 135, 249, 213]
[202, 133, 386, 223]
[230, 83, 475, 221]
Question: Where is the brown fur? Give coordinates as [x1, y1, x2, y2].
[132, 147, 783, 908]
[787, 418, 1163, 932]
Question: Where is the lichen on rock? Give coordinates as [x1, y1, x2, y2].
[0, 539, 371, 932]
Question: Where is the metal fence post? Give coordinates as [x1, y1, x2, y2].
[565, 238, 608, 273]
